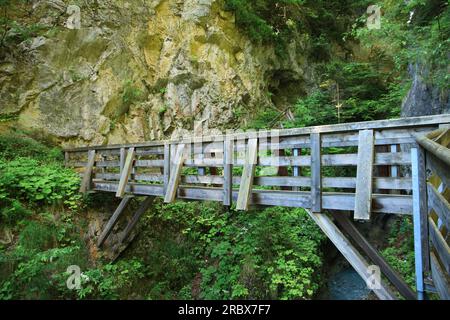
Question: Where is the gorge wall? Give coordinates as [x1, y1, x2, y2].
[0, 0, 314, 147]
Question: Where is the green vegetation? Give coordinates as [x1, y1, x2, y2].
[0, 133, 326, 300]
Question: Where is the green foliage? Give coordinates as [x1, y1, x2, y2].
[381, 217, 416, 291]
[122, 80, 144, 107]
[224, 0, 371, 56]
[0, 157, 81, 210]
[354, 0, 449, 88]
[125, 201, 326, 300]
[61, 259, 148, 300]
[0, 133, 62, 161]
[0, 0, 46, 47]
[0, 244, 88, 299]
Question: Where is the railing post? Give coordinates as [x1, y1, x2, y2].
[293, 148, 300, 192]
[223, 136, 233, 206]
[411, 146, 430, 300]
[163, 143, 170, 194]
[310, 133, 322, 212]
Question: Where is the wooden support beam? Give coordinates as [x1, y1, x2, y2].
[223, 138, 233, 206]
[428, 217, 450, 274]
[411, 147, 430, 299]
[79, 150, 96, 193]
[97, 196, 133, 247]
[305, 209, 396, 300]
[331, 211, 416, 300]
[354, 130, 374, 220]
[415, 132, 450, 167]
[427, 182, 450, 231]
[310, 133, 322, 212]
[119, 196, 154, 244]
[116, 147, 135, 198]
[163, 143, 170, 194]
[430, 252, 450, 300]
[164, 144, 187, 203]
[236, 138, 258, 211]
[119, 148, 126, 174]
[293, 148, 300, 192]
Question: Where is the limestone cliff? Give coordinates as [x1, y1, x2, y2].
[0, 0, 313, 147]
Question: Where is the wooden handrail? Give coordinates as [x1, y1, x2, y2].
[415, 131, 450, 167]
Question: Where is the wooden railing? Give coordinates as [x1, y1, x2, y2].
[65, 114, 450, 218]
[64, 114, 450, 300]
[415, 127, 450, 300]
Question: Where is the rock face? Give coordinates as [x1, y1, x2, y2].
[401, 63, 450, 117]
[0, 0, 312, 147]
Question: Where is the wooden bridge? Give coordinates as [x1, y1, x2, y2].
[65, 114, 450, 300]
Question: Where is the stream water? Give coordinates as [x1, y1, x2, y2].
[322, 267, 371, 300]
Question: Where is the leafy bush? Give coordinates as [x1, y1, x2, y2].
[0, 133, 62, 161]
[140, 200, 325, 300]
[0, 157, 81, 210]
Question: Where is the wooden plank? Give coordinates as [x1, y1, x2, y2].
[310, 133, 322, 212]
[427, 152, 450, 188]
[236, 138, 258, 211]
[416, 133, 450, 167]
[163, 143, 170, 194]
[134, 160, 165, 167]
[411, 147, 429, 299]
[354, 130, 374, 220]
[97, 196, 133, 247]
[331, 211, 416, 300]
[427, 182, 450, 231]
[412, 147, 431, 272]
[429, 217, 450, 274]
[79, 150, 96, 193]
[119, 148, 126, 174]
[116, 147, 135, 198]
[223, 138, 233, 206]
[306, 210, 396, 300]
[293, 148, 300, 192]
[119, 196, 154, 244]
[93, 182, 413, 214]
[164, 144, 186, 203]
[93, 173, 411, 191]
[430, 252, 450, 300]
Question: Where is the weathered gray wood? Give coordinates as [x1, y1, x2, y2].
[354, 130, 375, 220]
[93, 181, 413, 214]
[427, 152, 450, 188]
[411, 147, 431, 274]
[427, 182, 450, 231]
[134, 160, 165, 167]
[306, 210, 396, 300]
[164, 144, 187, 203]
[97, 196, 133, 247]
[310, 133, 322, 212]
[79, 150, 96, 193]
[119, 148, 126, 174]
[429, 217, 450, 274]
[430, 252, 450, 300]
[163, 143, 170, 194]
[293, 148, 300, 191]
[116, 147, 135, 198]
[331, 211, 416, 300]
[236, 138, 258, 211]
[223, 138, 233, 206]
[119, 196, 155, 244]
[416, 133, 450, 167]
